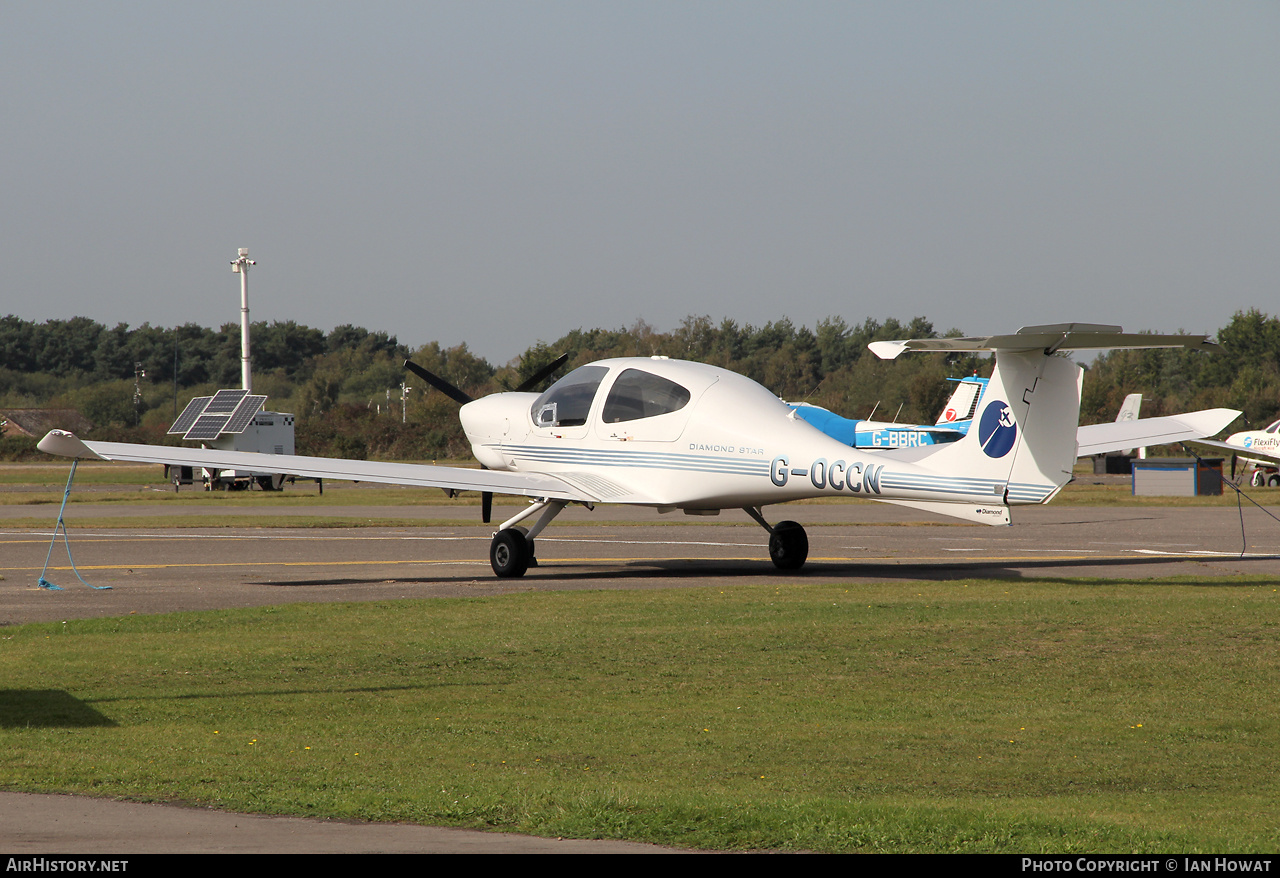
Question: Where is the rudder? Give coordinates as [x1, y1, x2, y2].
[922, 350, 1081, 505]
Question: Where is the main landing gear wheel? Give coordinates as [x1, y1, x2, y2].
[490, 528, 531, 578]
[1252, 471, 1266, 488]
[768, 520, 809, 571]
[1270, 474, 1280, 488]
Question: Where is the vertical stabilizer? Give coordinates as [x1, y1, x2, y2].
[1001, 353, 1082, 503]
[934, 376, 987, 427]
[1117, 392, 1143, 456]
[1117, 393, 1142, 423]
[914, 350, 1082, 506]
[868, 325, 1221, 517]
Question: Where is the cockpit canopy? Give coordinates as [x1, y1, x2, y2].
[530, 365, 608, 427]
[530, 364, 693, 429]
[601, 369, 692, 423]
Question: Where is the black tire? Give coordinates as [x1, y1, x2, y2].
[1252, 471, 1266, 488]
[490, 529, 530, 578]
[510, 526, 537, 568]
[768, 520, 809, 570]
[1269, 474, 1280, 488]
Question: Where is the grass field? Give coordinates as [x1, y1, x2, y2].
[4, 462, 1280, 851]
[3, 577, 1278, 852]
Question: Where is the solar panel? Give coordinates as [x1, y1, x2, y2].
[169, 388, 282, 442]
[184, 414, 231, 441]
[224, 395, 267, 434]
[168, 396, 212, 434]
[205, 389, 250, 414]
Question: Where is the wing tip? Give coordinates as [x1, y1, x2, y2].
[37, 430, 105, 461]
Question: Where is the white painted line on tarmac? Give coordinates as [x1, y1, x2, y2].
[1, 531, 760, 548]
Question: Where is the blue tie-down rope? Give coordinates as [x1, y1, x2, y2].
[38, 460, 111, 591]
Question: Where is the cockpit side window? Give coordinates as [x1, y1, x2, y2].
[1267, 420, 1280, 434]
[530, 365, 608, 428]
[601, 369, 692, 423]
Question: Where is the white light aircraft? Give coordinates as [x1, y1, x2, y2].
[1191, 418, 1280, 487]
[39, 324, 1239, 578]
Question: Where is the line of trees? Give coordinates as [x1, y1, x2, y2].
[1079, 310, 1280, 429]
[0, 316, 403, 391]
[3, 310, 1276, 461]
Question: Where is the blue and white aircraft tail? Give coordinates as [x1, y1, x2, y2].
[865, 324, 1237, 524]
[935, 375, 989, 430]
[863, 344, 1083, 524]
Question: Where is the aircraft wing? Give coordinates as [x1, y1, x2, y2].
[1075, 409, 1240, 458]
[869, 323, 1221, 360]
[37, 430, 592, 502]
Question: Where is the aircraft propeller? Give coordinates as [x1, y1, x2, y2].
[510, 353, 571, 394]
[402, 353, 569, 523]
[404, 352, 569, 402]
[403, 360, 474, 405]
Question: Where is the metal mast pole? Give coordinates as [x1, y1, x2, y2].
[230, 247, 256, 391]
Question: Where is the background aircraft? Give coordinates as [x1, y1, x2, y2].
[40, 324, 1237, 578]
[1114, 393, 1143, 457]
[793, 381, 1155, 461]
[1192, 418, 1280, 486]
[787, 375, 987, 449]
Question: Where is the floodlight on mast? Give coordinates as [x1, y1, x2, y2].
[230, 247, 255, 391]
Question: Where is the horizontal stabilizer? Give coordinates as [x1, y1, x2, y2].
[869, 324, 1220, 360]
[1076, 409, 1240, 457]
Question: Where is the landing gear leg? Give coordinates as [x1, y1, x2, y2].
[744, 507, 809, 571]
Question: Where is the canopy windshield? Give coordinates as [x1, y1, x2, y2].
[530, 365, 609, 428]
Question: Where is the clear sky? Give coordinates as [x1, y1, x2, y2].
[3, 1, 1277, 364]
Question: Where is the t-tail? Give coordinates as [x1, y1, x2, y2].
[877, 347, 1082, 523]
[866, 323, 1221, 524]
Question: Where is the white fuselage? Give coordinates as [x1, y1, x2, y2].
[1224, 420, 1280, 466]
[459, 357, 1050, 514]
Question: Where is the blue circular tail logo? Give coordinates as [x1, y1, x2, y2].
[977, 400, 1017, 458]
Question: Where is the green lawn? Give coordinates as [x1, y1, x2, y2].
[3, 577, 1278, 852]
